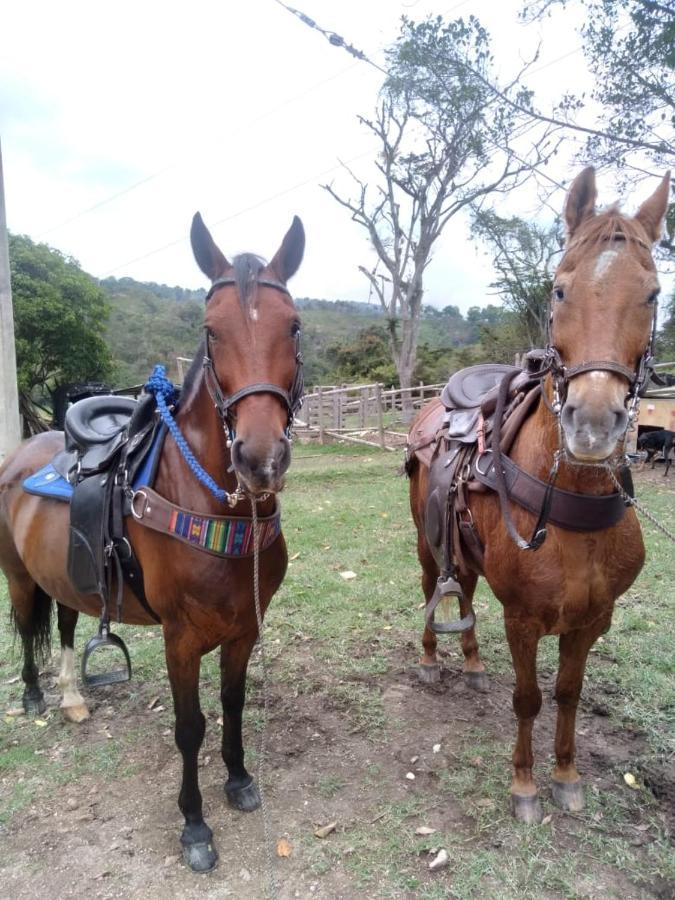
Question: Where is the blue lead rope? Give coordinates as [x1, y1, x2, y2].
[144, 365, 230, 503]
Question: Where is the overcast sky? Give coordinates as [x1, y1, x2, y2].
[1, 0, 669, 311]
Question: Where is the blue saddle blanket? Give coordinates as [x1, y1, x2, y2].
[22, 427, 164, 503]
[23, 463, 74, 501]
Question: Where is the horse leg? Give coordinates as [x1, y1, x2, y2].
[459, 574, 488, 692]
[504, 618, 543, 823]
[56, 604, 89, 723]
[419, 558, 442, 683]
[220, 635, 261, 812]
[9, 577, 52, 715]
[551, 621, 608, 812]
[164, 632, 216, 874]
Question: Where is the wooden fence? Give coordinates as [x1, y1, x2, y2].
[295, 382, 444, 451]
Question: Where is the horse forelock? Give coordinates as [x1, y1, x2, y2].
[561, 208, 654, 272]
[232, 253, 268, 307]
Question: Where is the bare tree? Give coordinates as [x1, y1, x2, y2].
[323, 15, 556, 416]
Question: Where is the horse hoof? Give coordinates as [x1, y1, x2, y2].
[23, 694, 46, 716]
[464, 671, 489, 693]
[552, 779, 584, 812]
[61, 703, 90, 724]
[182, 841, 218, 873]
[418, 663, 441, 684]
[511, 794, 543, 824]
[226, 777, 262, 812]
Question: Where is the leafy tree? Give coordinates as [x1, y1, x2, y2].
[471, 210, 562, 348]
[9, 234, 112, 424]
[324, 14, 553, 417]
[521, 0, 675, 170]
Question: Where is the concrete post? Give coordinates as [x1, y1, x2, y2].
[0, 140, 21, 462]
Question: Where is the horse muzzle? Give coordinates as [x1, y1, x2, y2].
[560, 376, 629, 462]
[230, 435, 291, 495]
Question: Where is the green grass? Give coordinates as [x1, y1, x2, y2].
[0, 441, 673, 897]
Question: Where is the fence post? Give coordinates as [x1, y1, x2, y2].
[375, 383, 385, 449]
[317, 387, 325, 444]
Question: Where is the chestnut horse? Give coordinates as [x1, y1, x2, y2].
[0, 214, 305, 871]
[408, 168, 670, 822]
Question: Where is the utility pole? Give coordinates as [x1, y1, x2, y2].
[0, 139, 21, 462]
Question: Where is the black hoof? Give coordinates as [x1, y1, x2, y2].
[182, 841, 218, 873]
[552, 779, 584, 812]
[511, 793, 543, 824]
[181, 823, 218, 874]
[23, 691, 46, 716]
[418, 663, 441, 684]
[464, 671, 489, 693]
[225, 776, 262, 812]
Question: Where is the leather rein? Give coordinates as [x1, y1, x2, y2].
[201, 276, 305, 443]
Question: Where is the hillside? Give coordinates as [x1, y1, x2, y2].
[101, 277, 493, 389]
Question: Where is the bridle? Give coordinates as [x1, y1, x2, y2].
[489, 230, 658, 552]
[201, 276, 305, 443]
[544, 231, 658, 426]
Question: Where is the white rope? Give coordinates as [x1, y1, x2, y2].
[251, 498, 278, 900]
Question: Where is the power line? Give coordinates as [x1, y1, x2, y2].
[36, 61, 360, 240]
[101, 150, 373, 276]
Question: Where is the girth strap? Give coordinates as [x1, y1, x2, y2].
[473, 451, 627, 532]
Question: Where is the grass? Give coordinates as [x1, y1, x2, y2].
[0, 440, 673, 897]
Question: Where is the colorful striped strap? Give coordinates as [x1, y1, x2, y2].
[129, 487, 281, 558]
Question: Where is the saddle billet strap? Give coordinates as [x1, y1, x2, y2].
[473, 451, 627, 532]
[130, 487, 281, 558]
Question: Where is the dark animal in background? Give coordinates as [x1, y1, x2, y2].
[637, 429, 674, 476]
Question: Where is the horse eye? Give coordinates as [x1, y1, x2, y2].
[647, 289, 660, 305]
[290, 321, 301, 337]
[552, 286, 565, 302]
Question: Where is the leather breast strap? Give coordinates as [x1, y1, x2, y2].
[473, 451, 628, 532]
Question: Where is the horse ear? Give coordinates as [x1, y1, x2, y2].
[269, 216, 305, 282]
[564, 167, 597, 238]
[190, 213, 230, 280]
[634, 172, 671, 243]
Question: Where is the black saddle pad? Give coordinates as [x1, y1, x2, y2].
[441, 364, 520, 410]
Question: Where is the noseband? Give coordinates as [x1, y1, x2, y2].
[201, 276, 305, 442]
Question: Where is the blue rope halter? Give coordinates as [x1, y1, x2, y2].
[144, 365, 230, 504]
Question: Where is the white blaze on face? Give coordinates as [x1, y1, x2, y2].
[250, 307, 259, 322]
[593, 249, 619, 281]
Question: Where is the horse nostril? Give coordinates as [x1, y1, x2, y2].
[231, 439, 245, 470]
[612, 408, 629, 437]
[560, 403, 576, 432]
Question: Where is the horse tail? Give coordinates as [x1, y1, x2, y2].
[10, 585, 53, 662]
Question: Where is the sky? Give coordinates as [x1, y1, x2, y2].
[1, 0, 670, 312]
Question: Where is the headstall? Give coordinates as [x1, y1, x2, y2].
[201, 276, 305, 443]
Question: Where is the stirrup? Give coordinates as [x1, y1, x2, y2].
[425, 575, 475, 634]
[81, 619, 132, 687]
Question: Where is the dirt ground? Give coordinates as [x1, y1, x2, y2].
[1, 463, 672, 900]
[1, 642, 673, 900]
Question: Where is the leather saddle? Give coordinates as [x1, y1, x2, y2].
[408, 357, 544, 634]
[60, 392, 162, 617]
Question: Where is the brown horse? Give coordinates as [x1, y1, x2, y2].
[0, 213, 305, 871]
[408, 168, 670, 822]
